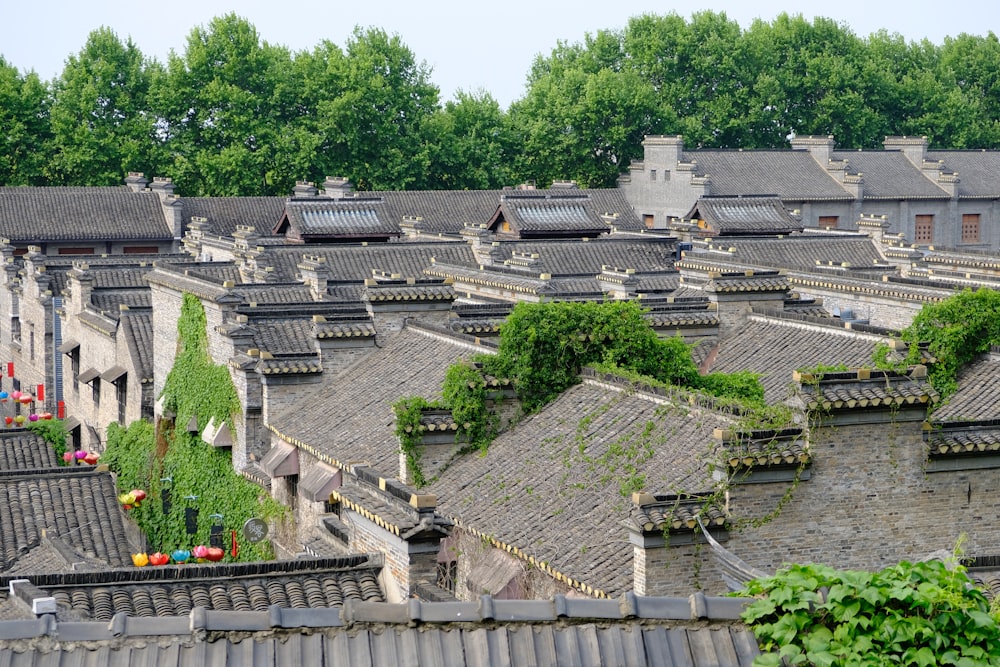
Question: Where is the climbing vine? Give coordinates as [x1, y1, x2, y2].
[101, 292, 282, 560]
[392, 396, 443, 488]
[741, 559, 1000, 666]
[27, 418, 67, 463]
[874, 287, 1000, 399]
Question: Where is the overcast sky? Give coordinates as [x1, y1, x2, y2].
[2, 0, 997, 107]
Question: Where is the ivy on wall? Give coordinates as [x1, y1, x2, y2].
[101, 293, 282, 560]
[875, 287, 1000, 399]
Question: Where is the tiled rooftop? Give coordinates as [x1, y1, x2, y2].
[703, 316, 884, 403]
[431, 378, 734, 598]
[268, 326, 480, 472]
[0, 187, 172, 242]
[0, 430, 60, 471]
[0, 591, 757, 666]
[932, 357, 1000, 423]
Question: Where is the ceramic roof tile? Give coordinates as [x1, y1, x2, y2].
[685, 151, 853, 200]
[0, 469, 133, 573]
[490, 237, 678, 274]
[121, 309, 154, 383]
[699, 235, 887, 272]
[257, 242, 477, 283]
[926, 151, 1000, 198]
[181, 197, 286, 237]
[832, 150, 950, 198]
[430, 379, 734, 598]
[689, 196, 803, 234]
[932, 358, 1000, 422]
[0, 187, 172, 242]
[928, 427, 1000, 457]
[704, 317, 883, 403]
[0, 430, 60, 471]
[90, 289, 152, 312]
[268, 327, 476, 472]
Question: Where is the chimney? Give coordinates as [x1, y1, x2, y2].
[790, 135, 836, 166]
[322, 177, 354, 199]
[292, 181, 318, 198]
[298, 255, 331, 300]
[124, 172, 149, 192]
[883, 136, 929, 168]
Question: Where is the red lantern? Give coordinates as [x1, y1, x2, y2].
[206, 547, 225, 562]
[149, 552, 169, 566]
[4, 417, 11, 426]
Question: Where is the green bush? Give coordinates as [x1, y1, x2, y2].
[742, 560, 1000, 666]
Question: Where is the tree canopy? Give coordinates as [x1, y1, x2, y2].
[3, 12, 1000, 192]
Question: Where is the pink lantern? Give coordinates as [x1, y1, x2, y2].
[28, 414, 38, 422]
[74, 450, 87, 460]
[11, 391, 21, 400]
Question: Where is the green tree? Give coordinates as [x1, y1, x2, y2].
[152, 14, 297, 196]
[313, 27, 440, 190]
[46, 28, 162, 186]
[425, 89, 513, 189]
[0, 56, 51, 185]
[509, 30, 666, 187]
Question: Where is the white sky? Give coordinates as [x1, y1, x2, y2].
[2, 0, 997, 108]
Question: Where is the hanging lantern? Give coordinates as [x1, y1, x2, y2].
[11, 391, 21, 401]
[74, 450, 87, 461]
[19, 395, 32, 405]
[14, 415, 25, 425]
[149, 552, 169, 566]
[4, 417, 11, 426]
[41, 412, 53, 420]
[132, 553, 149, 567]
[28, 414, 38, 422]
[62, 452, 73, 463]
[192, 545, 209, 561]
[171, 549, 191, 564]
[0, 391, 8, 401]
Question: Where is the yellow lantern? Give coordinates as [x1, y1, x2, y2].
[132, 553, 149, 567]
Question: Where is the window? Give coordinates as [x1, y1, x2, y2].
[650, 169, 657, 181]
[70, 350, 80, 390]
[436, 560, 458, 593]
[286, 474, 299, 511]
[915, 215, 934, 244]
[29, 324, 34, 361]
[643, 214, 655, 229]
[57, 247, 95, 255]
[324, 499, 341, 517]
[92, 378, 100, 407]
[124, 246, 159, 254]
[115, 378, 127, 424]
[962, 214, 981, 244]
[818, 216, 839, 229]
[500, 221, 511, 233]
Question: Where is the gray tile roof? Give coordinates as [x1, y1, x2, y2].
[0, 592, 758, 666]
[687, 196, 803, 235]
[0, 187, 172, 242]
[489, 236, 678, 274]
[0, 430, 60, 471]
[121, 309, 154, 385]
[430, 378, 733, 598]
[704, 316, 884, 404]
[798, 368, 939, 412]
[90, 289, 152, 312]
[491, 195, 612, 237]
[256, 242, 477, 283]
[686, 151, 853, 201]
[279, 198, 403, 240]
[182, 197, 286, 237]
[268, 326, 478, 472]
[696, 235, 888, 273]
[926, 150, 1000, 198]
[932, 357, 1000, 422]
[4, 555, 385, 621]
[831, 150, 950, 199]
[0, 468, 133, 573]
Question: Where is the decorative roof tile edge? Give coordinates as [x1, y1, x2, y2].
[0, 593, 753, 642]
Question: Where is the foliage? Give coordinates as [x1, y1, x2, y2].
[103, 421, 281, 559]
[27, 418, 67, 463]
[45, 27, 163, 186]
[101, 292, 280, 560]
[874, 288, 1000, 398]
[5, 12, 1000, 191]
[442, 361, 495, 452]
[741, 560, 1000, 666]
[392, 396, 443, 487]
[160, 293, 241, 434]
[483, 300, 761, 412]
